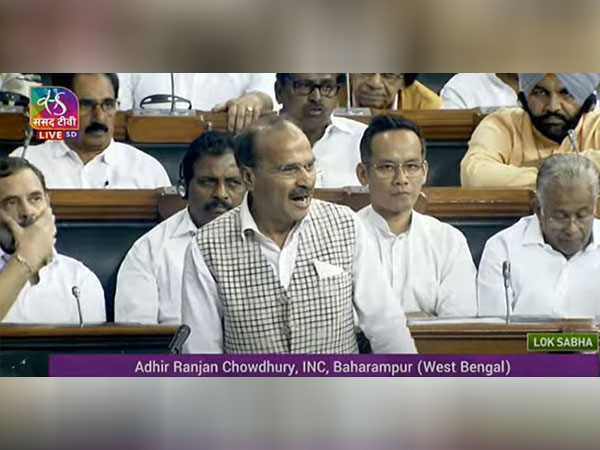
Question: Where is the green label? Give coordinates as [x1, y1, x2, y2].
[527, 333, 598, 352]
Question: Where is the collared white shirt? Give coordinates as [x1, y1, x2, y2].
[117, 73, 277, 111]
[478, 215, 600, 318]
[11, 139, 172, 189]
[1, 248, 106, 324]
[358, 206, 477, 317]
[313, 116, 366, 188]
[441, 73, 518, 110]
[115, 209, 197, 324]
[181, 195, 416, 354]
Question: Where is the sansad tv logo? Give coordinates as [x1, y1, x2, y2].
[29, 86, 80, 140]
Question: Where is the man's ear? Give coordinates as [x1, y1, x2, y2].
[421, 160, 429, 188]
[240, 166, 255, 191]
[274, 81, 283, 106]
[532, 192, 542, 218]
[356, 163, 369, 187]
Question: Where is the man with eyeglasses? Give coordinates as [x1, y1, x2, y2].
[11, 73, 171, 189]
[350, 73, 441, 110]
[478, 154, 600, 317]
[181, 116, 416, 353]
[115, 131, 245, 324]
[356, 115, 477, 317]
[275, 73, 366, 188]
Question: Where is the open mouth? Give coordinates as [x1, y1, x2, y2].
[290, 192, 312, 208]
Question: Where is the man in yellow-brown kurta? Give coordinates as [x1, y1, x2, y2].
[351, 73, 441, 110]
[461, 73, 600, 188]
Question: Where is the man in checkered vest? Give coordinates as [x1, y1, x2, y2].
[181, 116, 416, 353]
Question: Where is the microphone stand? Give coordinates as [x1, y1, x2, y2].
[502, 261, 512, 324]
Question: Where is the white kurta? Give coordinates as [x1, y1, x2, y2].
[117, 73, 277, 111]
[478, 215, 600, 318]
[115, 209, 197, 324]
[11, 139, 171, 189]
[1, 249, 106, 324]
[441, 73, 518, 110]
[358, 206, 478, 317]
[313, 116, 366, 188]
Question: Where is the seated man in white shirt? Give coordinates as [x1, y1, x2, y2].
[356, 115, 477, 316]
[181, 116, 416, 353]
[440, 73, 519, 110]
[275, 73, 367, 188]
[12, 73, 171, 189]
[114, 131, 245, 324]
[478, 154, 600, 318]
[117, 73, 277, 133]
[0, 157, 106, 323]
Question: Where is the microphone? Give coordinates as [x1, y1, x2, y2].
[71, 286, 83, 327]
[20, 124, 33, 159]
[333, 73, 370, 117]
[137, 74, 192, 115]
[170, 72, 175, 113]
[345, 73, 352, 113]
[502, 261, 512, 324]
[168, 324, 191, 354]
[567, 129, 579, 153]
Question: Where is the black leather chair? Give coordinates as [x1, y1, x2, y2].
[0, 140, 21, 157]
[55, 221, 155, 322]
[447, 218, 520, 267]
[426, 141, 468, 187]
[133, 143, 187, 186]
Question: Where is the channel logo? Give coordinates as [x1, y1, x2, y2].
[29, 86, 80, 140]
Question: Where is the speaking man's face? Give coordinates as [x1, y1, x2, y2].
[243, 122, 317, 229]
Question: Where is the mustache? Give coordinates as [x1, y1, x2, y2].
[85, 122, 109, 133]
[541, 112, 569, 123]
[204, 199, 232, 212]
[289, 186, 313, 199]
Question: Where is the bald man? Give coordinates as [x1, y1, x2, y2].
[461, 73, 600, 188]
[478, 154, 600, 317]
[181, 116, 416, 354]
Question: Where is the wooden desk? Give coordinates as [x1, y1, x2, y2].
[1, 109, 484, 143]
[0, 324, 180, 376]
[126, 110, 483, 142]
[50, 189, 162, 221]
[410, 319, 597, 354]
[155, 187, 536, 221]
[44, 187, 543, 222]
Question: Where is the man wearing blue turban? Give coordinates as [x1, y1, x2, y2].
[461, 73, 600, 188]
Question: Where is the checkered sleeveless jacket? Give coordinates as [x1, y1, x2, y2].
[196, 200, 358, 353]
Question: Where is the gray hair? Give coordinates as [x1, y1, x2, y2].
[536, 154, 600, 208]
